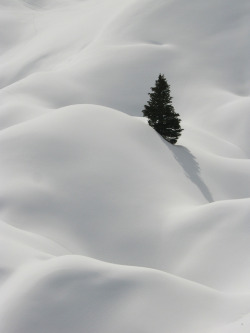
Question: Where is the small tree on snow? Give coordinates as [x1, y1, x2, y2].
[142, 74, 183, 144]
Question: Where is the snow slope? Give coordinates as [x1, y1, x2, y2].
[0, 1, 250, 332]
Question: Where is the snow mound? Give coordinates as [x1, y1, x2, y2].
[1, 255, 250, 333]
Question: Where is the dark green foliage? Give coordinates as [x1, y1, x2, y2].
[142, 74, 183, 144]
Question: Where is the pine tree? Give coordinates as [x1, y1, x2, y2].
[142, 74, 183, 144]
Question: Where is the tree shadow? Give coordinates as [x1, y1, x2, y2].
[167, 142, 214, 203]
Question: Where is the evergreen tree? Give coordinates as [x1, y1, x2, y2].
[142, 74, 183, 144]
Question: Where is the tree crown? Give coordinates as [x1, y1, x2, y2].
[142, 74, 183, 144]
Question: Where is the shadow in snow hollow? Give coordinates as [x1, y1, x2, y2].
[168, 143, 214, 203]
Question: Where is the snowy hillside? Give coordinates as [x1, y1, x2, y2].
[0, 1, 250, 332]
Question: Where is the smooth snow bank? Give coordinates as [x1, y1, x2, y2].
[0, 105, 210, 266]
[1, 255, 250, 333]
[1, 104, 249, 273]
[0, 0, 250, 332]
[1, 104, 250, 333]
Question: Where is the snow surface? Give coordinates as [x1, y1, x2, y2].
[0, 0, 250, 332]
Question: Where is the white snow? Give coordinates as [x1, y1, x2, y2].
[0, 0, 250, 332]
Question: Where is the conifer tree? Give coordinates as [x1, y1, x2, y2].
[142, 74, 183, 144]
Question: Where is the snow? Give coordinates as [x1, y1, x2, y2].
[0, 0, 250, 332]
